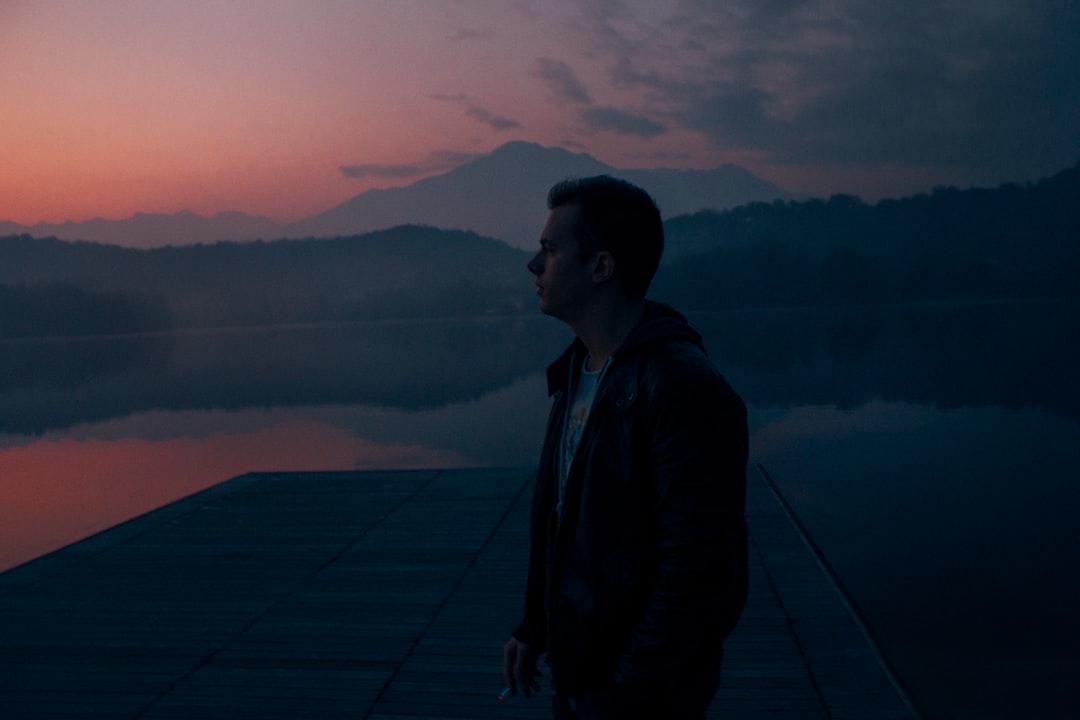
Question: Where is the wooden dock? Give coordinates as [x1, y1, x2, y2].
[0, 466, 919, 719]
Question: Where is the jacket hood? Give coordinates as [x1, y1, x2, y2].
[546, 301, 704, 395]
[616, 300, 703, 358]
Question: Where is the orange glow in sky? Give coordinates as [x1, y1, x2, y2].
[2, 2, 642, 224]
[2, 1, 1076, 226]
[0, 419, 468, 573]
[3, 3, 457, 223]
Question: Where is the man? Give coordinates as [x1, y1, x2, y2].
[503, 176, 749, 719]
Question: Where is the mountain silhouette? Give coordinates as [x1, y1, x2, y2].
[0, 210, 279, 250]
[1, 142, 799, 249]
[3, 160, 1076, 336]
[285, 141, 801, 248]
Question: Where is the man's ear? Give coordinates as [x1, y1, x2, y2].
[592, 250, 615, 285]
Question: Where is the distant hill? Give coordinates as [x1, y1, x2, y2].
[654, 162, 1080, 307]
[285, 141, 800, 249]
[3, 160, 1076, 338]
[0, 210, 279, 250]
[0, 226, 531, 336]
[0, 142, 799, 249]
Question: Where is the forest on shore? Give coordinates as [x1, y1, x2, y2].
[2, 162, 1076, 338]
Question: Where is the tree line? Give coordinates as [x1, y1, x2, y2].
[0, 226, 529, 337]
[2, 160, 1077, 337]
[655, 161, 1079, 309]
[0, 282, 172, 338]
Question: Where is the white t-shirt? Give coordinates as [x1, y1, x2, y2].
[556, 356, 608, 516]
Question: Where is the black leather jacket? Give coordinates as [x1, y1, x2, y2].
[514, 302, 749, 703]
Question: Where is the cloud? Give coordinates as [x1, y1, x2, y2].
[426, 150, 484, 168]
[339, 150, 481, 181]
[581, 107, 665, 137]
[465, 105, 521, 131]
[533, 58, 592, 105]
[533, 56, 666, 138]
[431, 93, 521, 131]
[557, 0, 1080, 183]
[339, 164, 424, 180]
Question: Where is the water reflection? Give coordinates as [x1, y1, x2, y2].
[754, 400, 1080, 720]
[0, 316, 569, 436]
[0, 416, 471, 572]
[699, 300, 1080, 421]
[1, 301, 1077, 719]
[3, 302, 1075, 438]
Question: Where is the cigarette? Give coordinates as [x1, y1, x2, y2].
[498, 686, 511, 701]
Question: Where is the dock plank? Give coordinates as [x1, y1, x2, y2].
[0, 467, 918, 719]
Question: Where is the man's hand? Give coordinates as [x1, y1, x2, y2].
[502, 636, 542, 698]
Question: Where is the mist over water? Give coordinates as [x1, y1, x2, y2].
[2, 301, 1077, 719]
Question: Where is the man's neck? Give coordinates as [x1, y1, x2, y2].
[572, 298, 646, 372]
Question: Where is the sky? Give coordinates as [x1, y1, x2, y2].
[3, 0, 1078, 226]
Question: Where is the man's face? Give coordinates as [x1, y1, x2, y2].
[527, 204, 595, 323]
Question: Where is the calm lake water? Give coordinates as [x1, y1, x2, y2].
[2, 301, 1078, 719]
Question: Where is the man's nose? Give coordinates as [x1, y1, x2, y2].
[527, 253, 542, 275]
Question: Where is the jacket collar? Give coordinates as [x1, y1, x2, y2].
[545, 300, 703, 396]
[545, 339, 585, 397]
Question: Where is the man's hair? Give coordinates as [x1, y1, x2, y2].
[547, 175, 664, 299]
